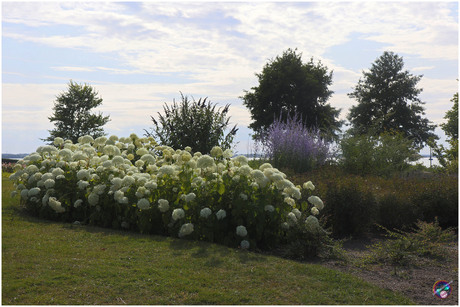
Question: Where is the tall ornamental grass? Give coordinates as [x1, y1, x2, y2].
[9, 134, 328, 254]
[258, 113, 331, 173]
[145, 94, 238, 154]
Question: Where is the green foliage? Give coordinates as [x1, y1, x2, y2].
[289, 166, 458, 234]
[2, 173, 414, 306]
[323, 181, 378, 237]
[442, 138, 458, 173]
[347, 51, 436, 147]
[430, 92, 458, 174]
[441, 92, 458, 140]
[408, 176, 458, 229]
[410, 218, 457, 246]
[339, 130, 420, 177]
[145, 93, 237, 154]
[364, 230, 416, 275]
[241, 48, 341, 140]
[43, 80, 110, 144]
[9, 135, 330, 255]
[283, 214, 347, 260]
[364, 220, 456, 275]
[376, 193, 420, 231]
[378, 174, 458, 230]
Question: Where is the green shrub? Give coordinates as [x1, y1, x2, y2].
[409, 218, 457, 256]
[283, 165, 458, 233]
[363, 227, 417, 275]
[144, 93, 238, 154]
[282, 216, 346, 260]
[408, 176, 458, 229]
[377, 193, 421, 231]
[339, 130, 420, 177]
[323, 182, 378, 237]
[364, 220, 456, 275]
[9, 134, 331, 255]
[339, 133, 375, 175]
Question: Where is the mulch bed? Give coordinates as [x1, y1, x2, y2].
[320, 235, 458, 305]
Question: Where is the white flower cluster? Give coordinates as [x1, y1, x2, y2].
[158, 199, 169, 212]
[216, 209, 226, 220]
[308, 195, 324, 215]
[10, 134, 325, 248]
[200, 207, 212, 218]
[172, 208, 185, 221]
[179, 223, 194, 238]
[236, 225, 248, 237]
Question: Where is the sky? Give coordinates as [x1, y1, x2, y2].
[2, 1, 458, 156]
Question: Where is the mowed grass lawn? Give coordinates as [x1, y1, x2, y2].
[2, 172, 414, 305]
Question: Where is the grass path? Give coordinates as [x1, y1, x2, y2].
[2, 172, 414, 305]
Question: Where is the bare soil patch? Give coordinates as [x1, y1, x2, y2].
[320, 235, 458, 305]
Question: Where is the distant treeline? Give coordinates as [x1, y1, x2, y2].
[3, 153, 28, 159]
[2, 154, 28, 164]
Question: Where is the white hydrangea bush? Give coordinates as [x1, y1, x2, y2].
[9, 134, 326, 250]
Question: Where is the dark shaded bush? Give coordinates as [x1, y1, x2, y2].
[323, 182, 378, 237]
[377, 193, 421, 231]
[289, 165, 457, 234]
[408, 176, 458, 229]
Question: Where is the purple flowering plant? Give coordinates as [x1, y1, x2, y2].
[257, 112, 331, 173]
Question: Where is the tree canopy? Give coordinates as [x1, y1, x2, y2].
[43, 81, 110, 144]
[431, 91, 458, 172]
[347, 51, 436, 147]
[241, 48, 341, 140]
[441, 92, 458, 140]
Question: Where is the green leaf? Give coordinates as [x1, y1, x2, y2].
[218, 183, 225, 195]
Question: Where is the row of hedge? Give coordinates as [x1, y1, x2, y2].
[288, 166, 458, 237]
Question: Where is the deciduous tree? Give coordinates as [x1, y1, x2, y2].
[441, 92, 458, 140]
[431, 91, 458, 172]
[347, 51, 436, 148]
[242, 49, 341, 140]
[43, 81, 110, 144]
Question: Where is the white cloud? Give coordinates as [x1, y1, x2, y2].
[52, 66, 96, 72]
[328, 64, 362, 93]
[2, 81, 251, 132]
[418, 78, 458, 97]
[51, 66, 144, 75]
[2, 84, 64, 132]
[410, 66, 436, 72]
[327, 94, 350, 122]
[2, 83, 61, 109]
[4, 2, 457, 80]
[2, 2, 457, 153]
[418, 78, 458, 126]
